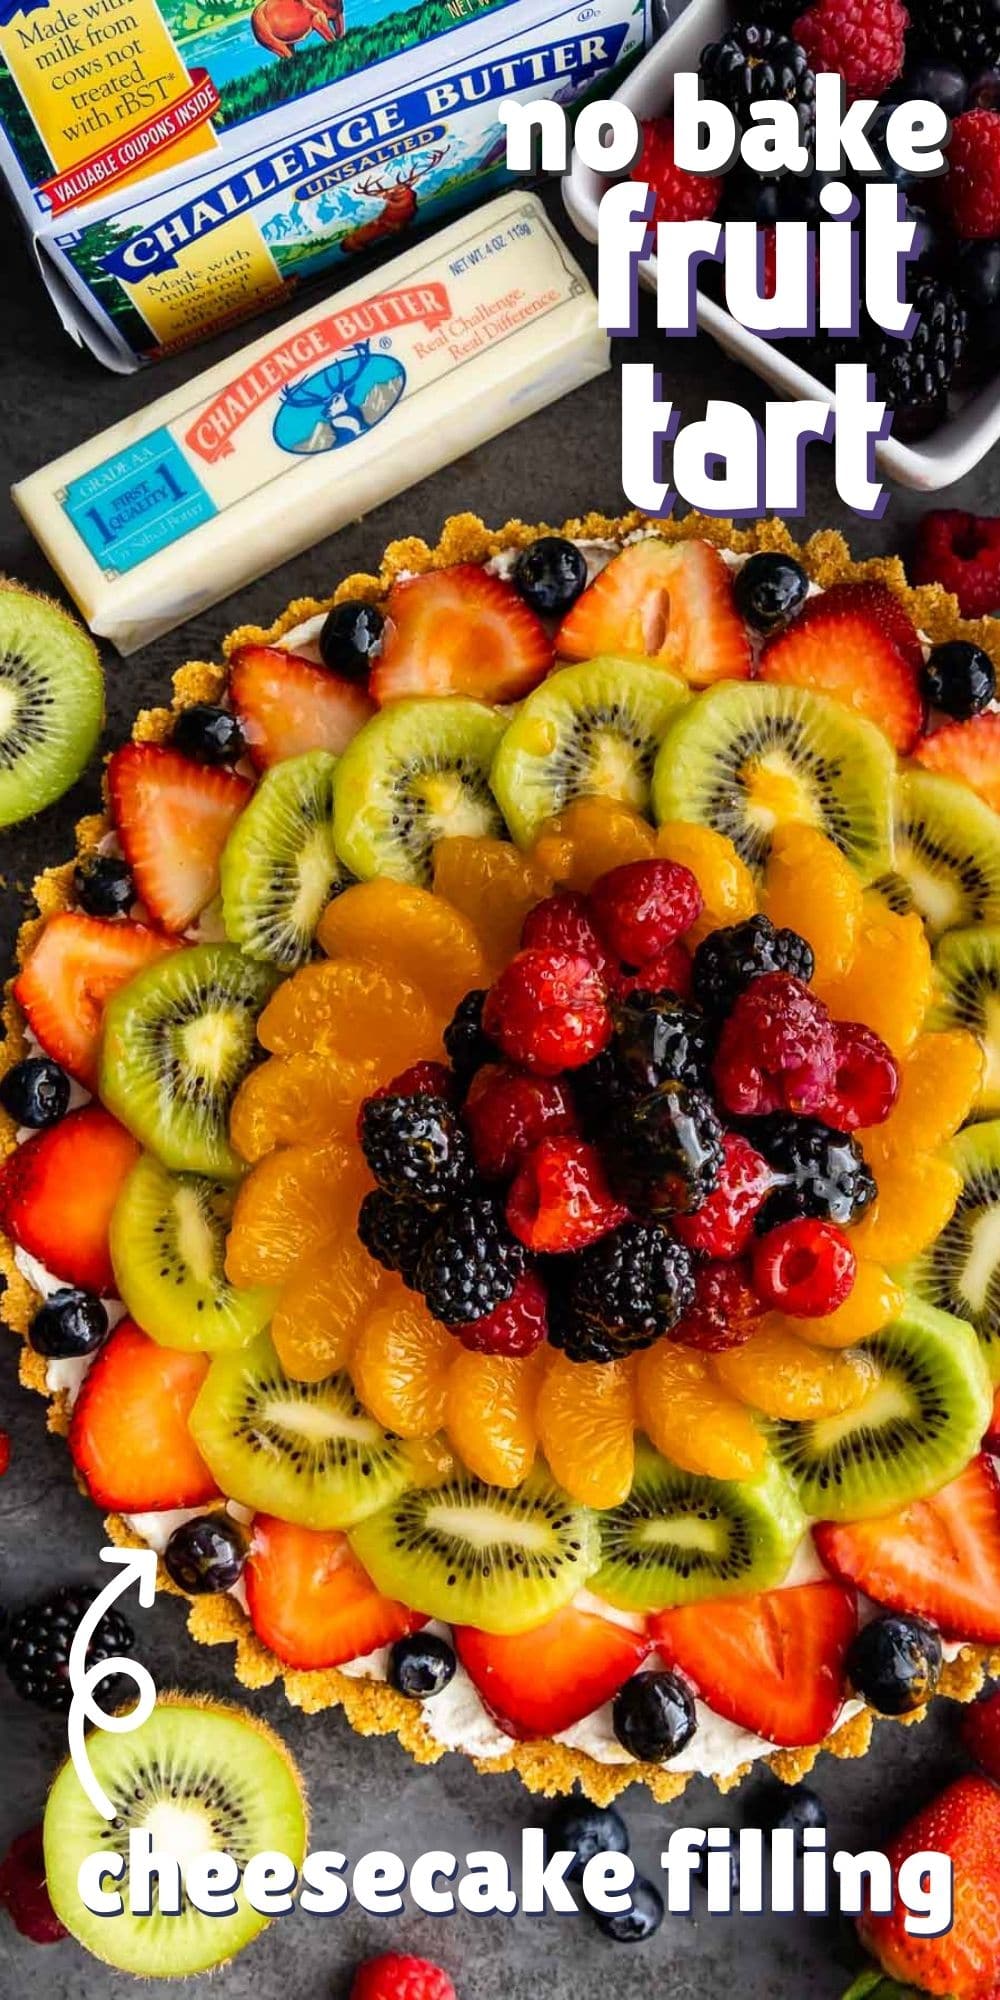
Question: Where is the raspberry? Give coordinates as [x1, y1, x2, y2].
[483, 949, 611, 1075]
[0, 1827, 66, 1944]
[463, 1063, 577, 1179]
[607, 1083, 725, 1217]
[520, 890, 614, 979]
[506, 1137, 628, 1252]
[451, 1269, 549, 1356]
[670, 1260, 764, 1353]
[359, 1093, 473, 1206]
[415, 1197, 526, 1325]
[351, 1956, 456, 2000]
[674, 1132, 773, 1258]
[443, 988, 497, 1090]
[821, 1021, 899, 1131]
[911, 510, 1000, 619]
[631, 117, 723, 225]
[590, 860, 703, 966]
[613, 943, 694, 1001]
[941, 110, 1000, 240]
[692, 914, 814, 1020]
[357, 1189, 435, 1283]
[713, 973, 837, 1118]
[792, 0, 906, 100]
[549, 1222, 695, 1363]
[752, 1217, 857, 1316]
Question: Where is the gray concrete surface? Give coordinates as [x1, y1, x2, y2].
[0, 178, 997, 1999]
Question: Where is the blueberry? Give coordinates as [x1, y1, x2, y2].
[901, 58, 969, 116]
[545, 1799, 629, 1882]
[593, 1874, 664, 1943]
[922, 638, 996, 718]
[73, 853, 134, 918]
[29, 1289, 108, 1359]
[613, 1670, 696, 1762]
[733, 552, 810, 634]
[695, 1845, 740, 1896]
[967, 65, 1000, 111]
[0, 1057, 70, 1129]
[388, 1633, 456, 1700]
[319, 600, 384, 678]
[172, 703, 245, 765]
[955, 239, 1000, 311]
[847, 1613, 943, 1715]
[770, 1784, 827, 1845]
[513, 536, 588, 617]
[163, 1514, 247, 1594]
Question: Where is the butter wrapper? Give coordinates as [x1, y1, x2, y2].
[14, 192, 609, 655]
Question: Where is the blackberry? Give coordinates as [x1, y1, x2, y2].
[752, 1115, 877, 1227]
[570, 1046, 625, 1136]
[357, 1188, 436, 1283]
[2, 1585, 135, 1712]
[607, 1082, 725, 1217]
[359, 1092, 473, 1206]
[699, 23, 816, 151]
[549, 1222, 695, 1363]
[908, 0, 1000, 75]
[415, 1198, 526, 1325]
[611, 994, 712, 1096]
[443, 989, 497, 1091]
[692, 914, 814, 1020]
[863, 274, 967, 439]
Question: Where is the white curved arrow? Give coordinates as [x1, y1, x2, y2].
[67, 1546, 159, 1821]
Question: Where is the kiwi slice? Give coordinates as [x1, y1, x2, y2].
[43, 1695, 306, 1977]
[220, 749, 344, 967]
[189, 1331, 416, 1528]
[348, 1463, 600, 1633]
[110, 1153, 275, 1353]
[767, 1298, 992, 1521]
[651, 681, 896, 879]
[333, 696, 507, 885]
[0, 583, 104, 828]
[904, 1122, 1000, 1384]
[887, 769, 1000, 940]
[591, 1443, 805, 1615]
[100, 944, 279, 1181]
[489, 656, 689, 848]
[929, 927, 1000, 1118]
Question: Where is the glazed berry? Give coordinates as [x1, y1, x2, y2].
[670, 1258, 763, 1352]
[549, 1222, 695, 1363]
[753, 1115, 878, 1228]
[416, 1197, 526, 1325]
[821, 1021, 899, 1131]
[171, 702, 245, 764]
[692, 914, 815, 1020]
[0, 1827, 67, 1944]
[443, 988, 497, 1090]
[359, 1093, 473, 1206]
[359, 1061, 457, 1140]
[0, 1056, 70, 1129]
[613, 941, 694, 1001]
[570, 1046, 625, 1135]
[713, 973, 837, 1118]
[699, 23, 816, 147]
[545, 1799, 629, 1882]
[593, 1876, 665, 1944]
[463, 1063, 577, 1179]
[752, 1217, 857, 1317]
[451, 1269, 549, 1357]
[357, 1189, 436, 1284]
[922, 638, 997, 719]
[521, 889, 614, 979]
[733, 552, 810, 634]
[674, 1133, 773, 1258]
[388, 1632, 457, 1700]
[163, 1514, 247, 1594]
[610, 993, 712, 1096]
[483, 949, 611, 1076]
[769, 1784, 827, 1845]
[613, 1669, 697, 1762]
[2, 1584, 134, 1712]
[608, 1082, 725, 1217]
[846, 1612, 943, 1716]
[506, 1137, 628, 1252]
[29, 1288, 109, 1359]
[318, 598, 384, 678]
[589, 859, 702, 965]
[73, 852, 134, 917]
[513, 536, 588, 616]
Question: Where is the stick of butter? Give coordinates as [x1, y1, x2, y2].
[14, 193, 608, 656]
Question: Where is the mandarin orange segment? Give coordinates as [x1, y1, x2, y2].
[654, 822, 756, 946]
[635, 1341, 765, 1479]
[535, 1351, 635, 1507]
[317, 879, 489, 1016]
[530, 797, 656, 892]
[225, 1141, 367, 1288]
[230, 1051, 375, 1163]
[351, 1292, 455, 1438]
[761, 823, 864, 983]
[711, 1323, 880, 1419]
[271, 1235, 385, 1382]
[771, 1262, 904, 1350]
[860, 1029, 983, 1157]
[432, 836, 553, 967]
[814, 901, 933, 1058]
[445, 1349, 541, 1487]
[850, 1151, 962, 1264]
[257, 959, 441, 1074]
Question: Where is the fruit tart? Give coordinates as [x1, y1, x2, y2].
[4, 510, 1000, 1806]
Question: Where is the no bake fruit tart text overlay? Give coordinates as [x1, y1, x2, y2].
[3, 510, 1000, 1808]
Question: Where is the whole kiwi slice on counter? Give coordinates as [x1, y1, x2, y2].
[110, 1153, 276, 1353]
[220, 749, 344, 967]
[767, 1298, 992, 1521]
[348, 1462, 600, 1632]
[189, 1331, 415, 1528]
[929, 926, 1000, 1118]
[489, 656, 688, 848]
[43, 1695, 306, 1977]
[0, 583, 104, 828]
[903, 1121, 1000, 1383]
[332, 696, 507, 885]
[886, 769, 1000, 939]
[99, 943, 280, 1180]
[651, 680, 896, 879]
[591, 1443, 805, 1614]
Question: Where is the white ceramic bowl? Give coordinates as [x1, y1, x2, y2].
[561, 0, 1000, 491]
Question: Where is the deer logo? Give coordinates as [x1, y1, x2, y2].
[250, 0, 343, 60]
[340, 147, 448, 254]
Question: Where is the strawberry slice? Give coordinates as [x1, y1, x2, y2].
[814, 1455, 1000, 1644]
[823, 580, 924, 674]
[915, 711, 1000, 813]
[108, 744, 251, 934]
[246, 1515, 425, 1670]
[455, 1605, 651, 1739]
[650, 1581, 856, 1747]
[555, 539, 752, 687]
[370, 565, 552, 706]
[68, 1319, 217, 1511]
[758, 583, 923, 752]
[229, 645, 374, 770]
[13, 912, 176, 1088]
[0, 1106, 139, 1294]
